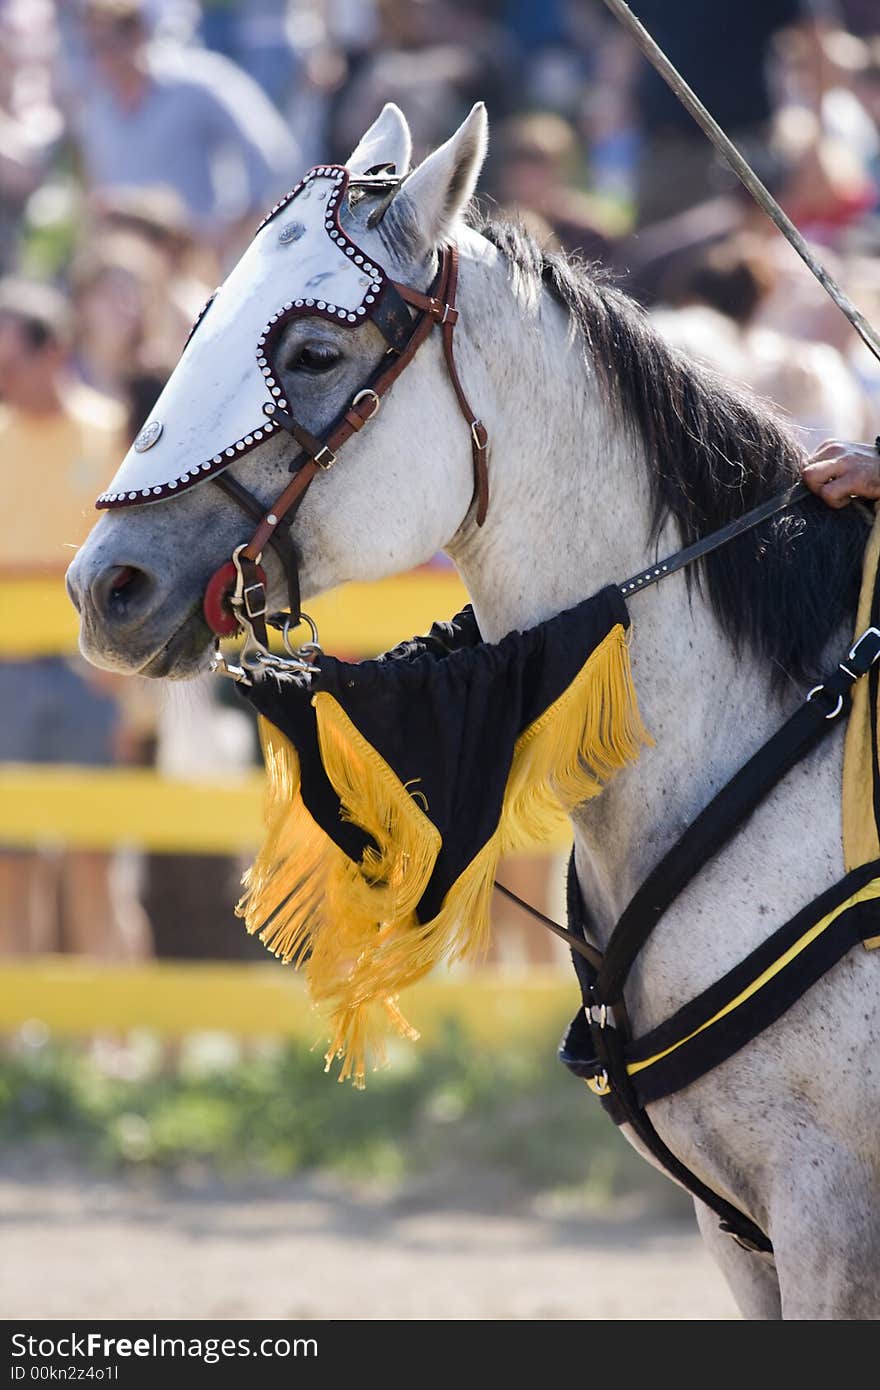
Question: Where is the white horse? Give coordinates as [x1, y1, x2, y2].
[67, 104, 880, 1319]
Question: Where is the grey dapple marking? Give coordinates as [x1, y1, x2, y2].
[67, 103, 880, 1319]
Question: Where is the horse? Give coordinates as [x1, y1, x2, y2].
[66, 103, 880, 1319]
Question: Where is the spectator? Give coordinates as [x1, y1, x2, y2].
[68, 231, 186, 405]
[626, 0, 814, 224]
[491, 114, 617, 259]
[68, 0, 297, 257]
[0, 277, 148, 957]
[652, 233, 873, 444]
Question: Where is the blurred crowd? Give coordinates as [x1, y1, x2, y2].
[1, 0, 879, 963]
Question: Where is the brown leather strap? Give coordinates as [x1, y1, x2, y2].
[396, 248, 488, 523]
[438, 245, 489, 526]
[240, 245, 488, 570]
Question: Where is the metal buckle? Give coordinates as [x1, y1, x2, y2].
[313, 444, 336, 471]
[806, 685, 844, 720]
[242, 582, 267, 620]
[848, 626, 880, 672]
[351, 389, 381, 422]
[471, 419, 487, 450]
[586, 1069, 612, 1097]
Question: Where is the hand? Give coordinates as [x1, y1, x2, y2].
[801, 438, 880, 508]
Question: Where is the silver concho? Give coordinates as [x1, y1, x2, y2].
[278, 221, 305, 245]
[134, 420, 163, 453]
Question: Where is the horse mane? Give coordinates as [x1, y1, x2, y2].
[475, 216, 870, 688]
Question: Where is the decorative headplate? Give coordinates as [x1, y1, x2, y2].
[96, 167, 393, 508]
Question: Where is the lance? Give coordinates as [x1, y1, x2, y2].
[603, 0, 880, 366]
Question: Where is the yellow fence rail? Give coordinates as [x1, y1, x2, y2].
[0, 570, 572, 855]
[0, 959, 574, 1047]
[0, 569, 469, 658]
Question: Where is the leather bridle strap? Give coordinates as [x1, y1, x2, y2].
[238, 243, 488, 573]
[394, 245, 489, 525]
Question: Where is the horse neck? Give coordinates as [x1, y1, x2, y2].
[447, 235, 788, 942]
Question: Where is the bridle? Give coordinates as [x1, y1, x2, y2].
[202, 171, 489, 681]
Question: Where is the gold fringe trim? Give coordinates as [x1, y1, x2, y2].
[238, 621, 651, 1085]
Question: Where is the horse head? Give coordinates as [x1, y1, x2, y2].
[67, 102, 490, 677]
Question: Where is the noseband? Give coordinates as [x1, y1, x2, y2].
[204, 224, 489, 679]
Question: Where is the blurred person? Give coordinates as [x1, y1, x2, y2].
[68, 231, 189, 403]
[67, 0, 297, 256]
[198, 0, 298, 111]
[94, 182, 219, 316]
[651, 233, 873, 444]
[771, 104, 875, 242]
[0, 0, 64, 270]
[328, 0, 515, 163]
[0, 278, 148, 958]
[626, 0, 815, 225]
[491, 113, 616, 259]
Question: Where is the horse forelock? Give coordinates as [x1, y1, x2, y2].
[473, 215, 870, 688]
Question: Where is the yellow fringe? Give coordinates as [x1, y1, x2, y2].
[238, 621, 651, 1085]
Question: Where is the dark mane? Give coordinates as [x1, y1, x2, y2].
[476, 216, 870, 688]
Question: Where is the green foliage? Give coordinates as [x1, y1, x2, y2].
[0, 1022, 686, 1211]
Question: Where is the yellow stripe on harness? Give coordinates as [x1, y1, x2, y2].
[843, 507, 880, 875]
[627, 875, 880, 1077]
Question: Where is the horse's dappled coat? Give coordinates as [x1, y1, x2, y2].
[238, 584, 650, 1084]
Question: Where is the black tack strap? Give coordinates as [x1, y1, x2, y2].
[618, 482, 808, 598]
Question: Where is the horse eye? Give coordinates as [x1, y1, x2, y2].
[287, 343, 341, 373]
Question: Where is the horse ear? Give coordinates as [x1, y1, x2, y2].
[400, 103, 488, 246]
[346, 103, 413, 176]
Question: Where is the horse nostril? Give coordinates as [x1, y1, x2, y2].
[91, 563, 154, 623]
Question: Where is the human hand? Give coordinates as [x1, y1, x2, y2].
[801, 438, 880, 508]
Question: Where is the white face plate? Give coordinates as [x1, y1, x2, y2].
[96, 166, 389, 508]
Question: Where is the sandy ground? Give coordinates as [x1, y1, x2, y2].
[0, 1167, 739, 1320]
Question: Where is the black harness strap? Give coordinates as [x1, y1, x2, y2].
[597, 644, 874, 1008]
[560, 622, 880, 1255]
[622, 859, 880, 1105]
[618, 482, 808, 597]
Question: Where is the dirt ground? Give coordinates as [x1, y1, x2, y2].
[0, 1166, 739, 1320]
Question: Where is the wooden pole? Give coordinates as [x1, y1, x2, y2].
[603, 0, 880, 365]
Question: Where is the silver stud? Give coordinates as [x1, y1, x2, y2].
[212, 454, 222, 463]
[235, 441, 245, 451]
[294, 298, 303, 307]
[201, 462, 211, 471]
[168, 482, 177, 490]
[354, 255, 363, 265]
[134, 419, 163, 452]
[271, 386, 281, 396]
[128, 491, 137, 499]
[365, 295, 375, 304]
[317, 301, 326, 310]
[267, 513, 278, 526]
[180, 473, 189, 481]
[305, 298, 314, 306]
[338, 309, 346, 318]
[244, 435, 253, 445]
[141, 488, 150, 496]
[356, 307, 366, 316]
[225, 448, 235, 457]
[254, 430, 263, 440]
[278, 221, 305, 245]
[347, 313, 356, 322]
